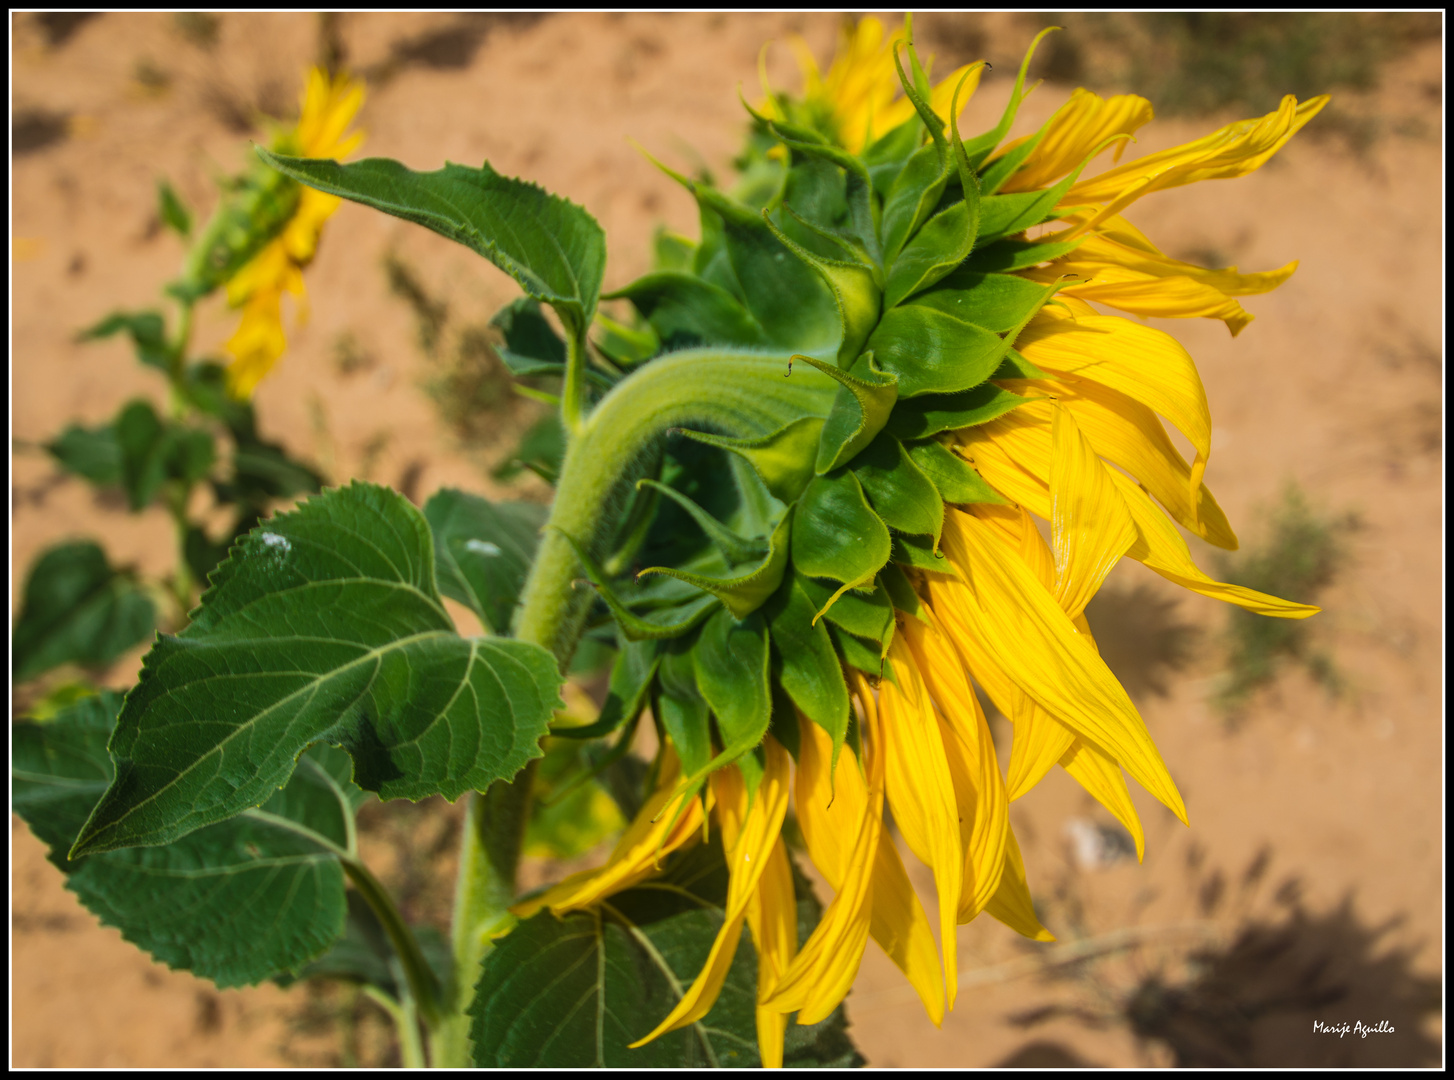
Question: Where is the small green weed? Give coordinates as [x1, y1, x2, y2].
[1214, 485, 1355, 714]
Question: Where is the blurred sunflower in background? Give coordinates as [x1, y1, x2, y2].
[222, 68, 364, 398]
[517, 16, 1326, 1068]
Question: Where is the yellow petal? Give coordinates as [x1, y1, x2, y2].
[1048, 222, 1299, 298]
[1050, 403, 1139, 619]
[766, 674, 885, 1023]
[1059, 737, 1146, 862]
[1017, 309, 1214, 495]
[747, 838, 796, 1068]
[984, 826, 1055, 942]
[1107, 467, 1321, 618]
[881, 636, 965, 1008]
[1006, 695, 1076, 801]
[631, 741, 792, 1046]
[938, 508, 1188, 825]
[511, 748, 706, 918]
[1065, 94, 1329, 230]
[1030, 266, 1255, 335]
[996, 88, 1154, 193]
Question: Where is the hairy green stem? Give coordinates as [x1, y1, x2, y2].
[364, 983, 426, 1068]
[436, 348, 832, 1067]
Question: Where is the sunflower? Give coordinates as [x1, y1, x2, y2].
[223, 67, 364, 398]
[519, 21, 1324, 1067]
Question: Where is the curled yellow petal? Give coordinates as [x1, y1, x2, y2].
[512, 748, 706, 919]
[630, 740, 792, 1047]
[1059, 736, 1146, 862]
[1065, 94, 1329, 232]
[1050, 403, 1139, 619]
[995, 88, 1154, 193]
[747, 837, 796, 1068]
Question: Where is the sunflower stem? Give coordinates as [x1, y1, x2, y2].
[437, 347, 833, 1066]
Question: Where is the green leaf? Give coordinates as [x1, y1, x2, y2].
[680, 416, 824, 506]
[258, 151, 606, 341]
[961, 236, 1081, 273]
[470, 838, 862, 1067]
[609, 271, 772, 352]
[762, 214, 881, 368]
[960, 27, 1056, 172]
[594, 311, 659, 371]
[525, 738, 628, 859]
[828, 622, 886, 679]
[115, 399, 169, 510]
[638, 479, 769, 567]
[891, 532, 958, 576]
[793, 353, 899, 475]
[657, 645, 714, 778]
[996, 347, 1050, 381]
[490, 296, 567, 375]
[157, 179, 192, 238]
[47, 421, 123, 487]
[692, 607, 771, 765]
[850, 430, 944, 542]
[791, 471, 892, 597]
[879, 563, 927, 622]
[797, 574, 894, 648]
[563, 638, 662, 740]
[975, 182, 1076, 247]
[867, 305, 1008, 398]
[880, 142, 950, 266]
[14, 693, 361, 988]
[567, 529, 720, 642]
[764, 575, 850, 755]
[640, 513, 792, 622]
[886, 382, 1033, 440]
[70, 483, 564, 857]
[79, 310, 172, 372]
[12, 541, 156, 683]
[493, 411, 567, 484]
[423, 489, 546, 635]
[912, 268, 1056, 333]
[882, 162, 982, 310]
[905, 440, 1008, 505]
[654, 161, 841, 359]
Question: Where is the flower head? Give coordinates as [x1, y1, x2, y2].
[223, 68, 364, 398]
[548, 18, 1325, 1066]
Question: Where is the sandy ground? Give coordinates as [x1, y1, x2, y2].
[11, 13, 1444, 1068]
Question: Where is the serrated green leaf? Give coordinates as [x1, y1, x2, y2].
[47, 421, 123, 487]
[79, 310, 172, 372]
[905, 440, 1008, 506]
[849, 430, 944, 542]
[639, 512, 791, 622]
[423, 488, 546, 635]
[157, 179, 192, 238]
[975, 179, 1077, 248]
[70, 483, 564, 857]
[12, 541, 156, 683]
[762, 213, 881, 367]
[14, 693, 362, 988]
[610, 270, 773, 352]
[471, 839, 862, 1068]
[883, 165, 982, 310]
[996, 347, 1050, 381]
[764, 575, 850, 755]
[791, 471, 892, 601]
[692, 607, 771, 765]
[886, 382, 1033, 440]
[258, 151, 606, 341]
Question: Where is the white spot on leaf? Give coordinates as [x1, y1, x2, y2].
[259, 532, 291, 554]
[465, 539, 502, 557]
